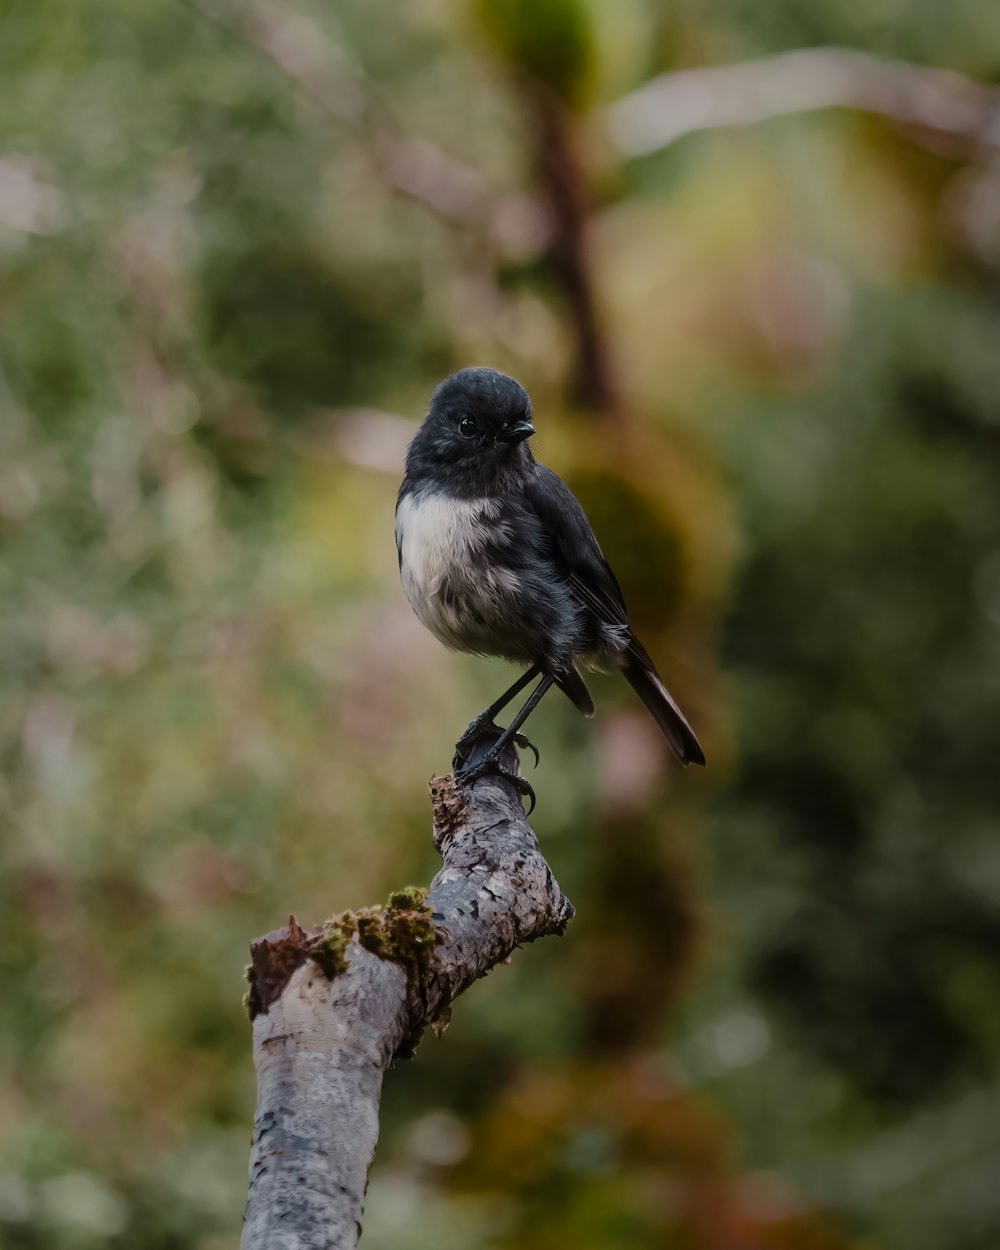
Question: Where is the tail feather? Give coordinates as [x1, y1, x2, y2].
[554, 663, 595, 717]
[623, 639, 705, 766]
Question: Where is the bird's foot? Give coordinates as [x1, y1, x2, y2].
[457, 709, 496, 747]
[453, 718, 539, 772]
[454, 754, 537, 816]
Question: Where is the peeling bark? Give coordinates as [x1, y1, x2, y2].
[241, 752, 574, 1250]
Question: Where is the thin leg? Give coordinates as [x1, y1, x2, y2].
[488, 673, 554, 757]
[456, 673, 555, 813]
[455, 664, 542, 770]
[477, 665, 542, 726]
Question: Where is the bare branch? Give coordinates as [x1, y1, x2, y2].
[241, 748, 573, 1250]
[603, 47, 1000, 158]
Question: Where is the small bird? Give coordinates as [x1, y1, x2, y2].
[396, 367, 705, 807]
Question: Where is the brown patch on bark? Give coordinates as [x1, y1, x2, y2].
[430, 773, 471, 851]
[245, 914, 310, 1020]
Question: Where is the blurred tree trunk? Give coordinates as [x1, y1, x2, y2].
[528, 84, 620, 423]
[240, 761, 573, 1250]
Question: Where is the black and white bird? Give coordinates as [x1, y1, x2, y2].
[395, 367, 705, 807]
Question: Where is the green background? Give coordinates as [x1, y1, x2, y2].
[2, 0, 999, 1246]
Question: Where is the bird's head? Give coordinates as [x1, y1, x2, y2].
[405, 367, 535, 491]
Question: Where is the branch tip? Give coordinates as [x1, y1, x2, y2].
[555, 895, 576, 934]
[246, 921, 311, 1020]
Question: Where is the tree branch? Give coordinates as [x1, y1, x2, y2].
[603, 46, 1000, 159]
[240, 743, 573, 1250]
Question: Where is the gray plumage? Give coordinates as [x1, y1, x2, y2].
[395, 367, 705, 767]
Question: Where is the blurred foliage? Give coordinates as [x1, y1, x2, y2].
[477, 0, 596, 108]
[1, 0, 999, 1248]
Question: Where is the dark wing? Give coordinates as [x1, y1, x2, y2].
[395, 476, 411, 572]
[522, 464, 705, 766]
[521, 464, 628, 634]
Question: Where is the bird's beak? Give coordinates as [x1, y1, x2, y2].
[496, 421, 535, 444]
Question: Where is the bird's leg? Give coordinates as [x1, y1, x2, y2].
[455, 673, 555, 814]
[453, 664, 542, 770]
[461, 664, 541, 737]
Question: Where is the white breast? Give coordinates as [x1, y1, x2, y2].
[396, 492, 496, 595]
[396, 491, 519, 651]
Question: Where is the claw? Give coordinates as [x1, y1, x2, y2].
[455, 721, 538, 772]
[515, 773, 537, 815]
[455, 757, 536, 816]
[454, 719, 500, 772]
[512, 732, 539, 769]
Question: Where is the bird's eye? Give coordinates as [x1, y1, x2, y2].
[458, 416, 476, 438]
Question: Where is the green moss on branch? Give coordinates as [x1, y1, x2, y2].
[307, 885, 442, 984]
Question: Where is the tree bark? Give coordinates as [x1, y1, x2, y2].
[241, 746, 573, 1250]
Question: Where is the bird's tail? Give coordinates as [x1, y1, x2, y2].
[623, 637, 705, 766]
[554, 663, 595, 717]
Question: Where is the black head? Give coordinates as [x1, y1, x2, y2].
[405, 367, 535, 494]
